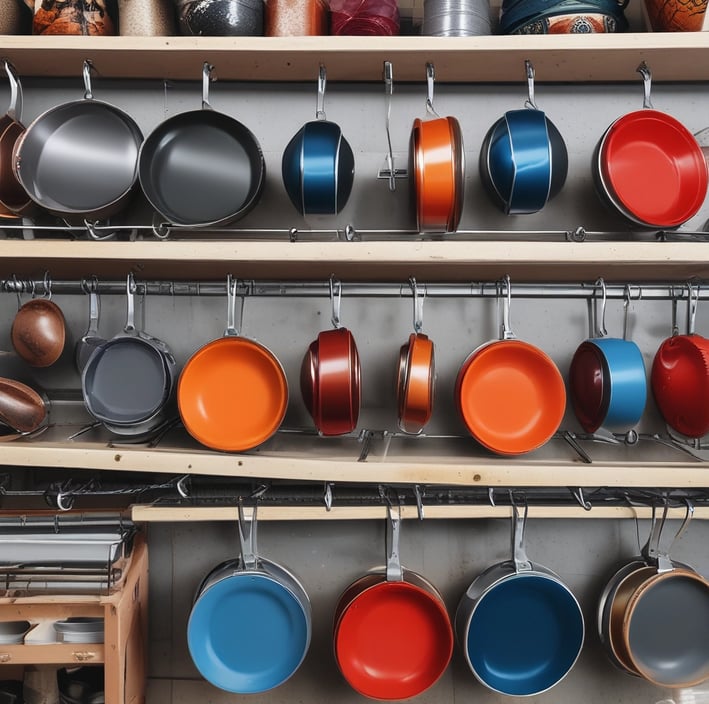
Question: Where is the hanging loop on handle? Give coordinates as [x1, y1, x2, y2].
[687, 281, 699, 335]
[224, 274, 244, 337]
[623, 284, 632, 341]
[500, 274, 516, 340]
[124, 273, 136, 333]
[510, 492, 532, 573]
[202, 62, 215, 110]
[329, 275, 342, 329]
[3, 60, 22, 122]
[637, 61, 653, 110]
[316, 64, 327, 121]
[82, 60, 95, 101]
[425, 63, 440, 118]
[524, 59, 538, 110]
[385, 497, 404, 583]
[409, 277, 425, 333]
[237, 500, 259, 571]
[383, 61, 396, 192]
[594, 277, 608, 338]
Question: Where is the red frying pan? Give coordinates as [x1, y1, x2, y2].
[333, 506, 453, 699]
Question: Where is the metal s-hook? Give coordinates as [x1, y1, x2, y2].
[687, 280, 699, 335]
[594, 277, 608, 337]
[384, 61, 396, 192]
[623, 284, 631, 341]
[202, 62, 215, 110]
[637, 61, 653, 110]
[500, 274, 516, 340]
[425, 63, 439, 118]
[82, 59, 95, 100]
[409, 277, 425, 334]
[329, 275, 342, 329]
[42, 271, 52, 300]
[316, 64, 327, 121]
[524, 59, 538, 110]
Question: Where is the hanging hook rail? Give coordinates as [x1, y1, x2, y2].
[2, 277, 707, 300]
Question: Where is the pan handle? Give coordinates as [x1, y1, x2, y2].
[237, 501, 259, 571]
[510, 494, 532, 573]
[224, 274, 244, 337]
[316, 64, 327, 121]
[385, 501, 403, 583]
[3, 60, 22, 122]
[202, 62, 215, 111]
[82, 60, 95, 101]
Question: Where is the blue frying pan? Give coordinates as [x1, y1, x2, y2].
[455, 504, 584, 696]
[187, 506, 311, 693]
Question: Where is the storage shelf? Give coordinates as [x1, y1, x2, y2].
[0, 239, 708, 282]
[0, 642, 105, 665]
[2, 34, 709, 83]
[2, 427, 709, 487]
[130, 504, 709, 521]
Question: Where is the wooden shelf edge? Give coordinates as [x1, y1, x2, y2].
[1, 442, 708, 487]
[1, 240, 708, 282]
[0, 642, 105, 665]
[130, 504, 709, 521]
[2, 34, 709, 82]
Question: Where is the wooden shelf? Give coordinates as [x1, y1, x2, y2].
[2, 34, 709, 83]
[0, 536, 148, 704]
[131, 504, 709, 521]
[1, 427, 708, 487]
[0, 239, 708, 282]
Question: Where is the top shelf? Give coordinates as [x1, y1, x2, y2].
[3, 34, 709, 84]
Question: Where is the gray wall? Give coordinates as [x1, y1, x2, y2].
[2, 61, 709, 704]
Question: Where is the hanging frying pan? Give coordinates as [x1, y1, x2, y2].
[188, 503, 311, 693]
[595, 63, 707, 229]
[0, 60, 31, 217]
[333, 504, 453, 700]
[82, 274, 176, 434]
[139, 62, 265, 228]
[651, 285, 709, 439]
[14, 60, 142, 222]
[455, 276, 565, 455]
[410, 63, 464, 233]
[397, 279, 434, 435]
[178, 275, 288, 452]
[479, 60, 568, 215]
[455, 501, 584, 696]
[282, 64, 355, 215]
[569, 280, 647, 433]
[300, 278, 360, 436]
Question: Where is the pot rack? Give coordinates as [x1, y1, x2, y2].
[5, 473, 709, 521]
[3, 275, 709, 301]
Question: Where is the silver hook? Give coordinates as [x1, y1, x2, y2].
[687, 281, 699, 335]
[570, 487, 592, 511]
[11, 274, 21, 309]
[176, 475, 190, 499]
[594, 277, 608, 337]
[425, 63, 439, 118]
[329, 275, 342, 329]
[225, 274, 244, 337]
[623, 284, 631, 341]
[409, 277, 425, 334]
[82, 59, 94, 101]
[524, 59, 538, 110]
[500, 274, 515, 340]
[202, 62, 215, 110]
[316, 64, 327, 121]
[323, 482, 333, 511]
[3, 59, 22, 122]
[383, 61, 396, 192]
[125, 273, 136, 333]
[413, 485, 424, 521]
[42, 271, 52, 301]
[637, 61, 653, 110]
[56, 490, 74, 512]
[670, 285, 680, 337]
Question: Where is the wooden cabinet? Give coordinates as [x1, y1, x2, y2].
[0, 535, 148, 704]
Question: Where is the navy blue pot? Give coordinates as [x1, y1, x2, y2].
[282, 119, 355, 215]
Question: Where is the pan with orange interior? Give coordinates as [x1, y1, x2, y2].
[178, 276, 288, 452]
[455, 276, 566, 455]
[410, 63, 464, 234]
[333, 504, 453, 700]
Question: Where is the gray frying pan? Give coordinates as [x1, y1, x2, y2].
[138, 62, 265, 228]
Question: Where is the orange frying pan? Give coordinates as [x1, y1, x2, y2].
[456, 277, 565, 455]
[410, 63, 464, 233]
[178, 277, 288, 452]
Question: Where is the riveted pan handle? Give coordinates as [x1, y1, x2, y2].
[237, 501, 259, 571]
[385, 500, 403, 583]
